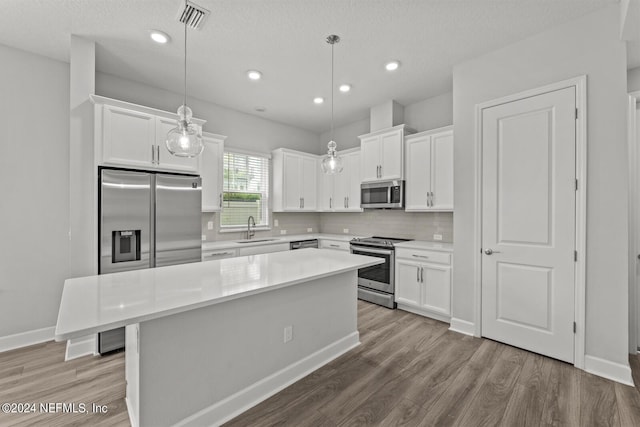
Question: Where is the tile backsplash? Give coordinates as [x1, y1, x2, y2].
[320, 211, 453, 242]
[202, 210, 452, 243]
[201, 212, 321, 242]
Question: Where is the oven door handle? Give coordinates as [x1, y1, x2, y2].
[351, 246, 393, 256]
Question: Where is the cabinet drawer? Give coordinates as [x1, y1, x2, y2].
[396, 248, 451, 265]
[238, 242, 290, 256]
[202, 249, 238, 261]
[319, 240, 350, 251]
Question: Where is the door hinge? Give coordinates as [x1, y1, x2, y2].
[575, 179, 578, 191]
[574, 250, 578, 262]
[573, 321, 576, 333]
[575, 108, 578, 120]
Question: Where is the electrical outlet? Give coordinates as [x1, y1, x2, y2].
[274, 219, 279, 227]
[280, 229, 287, 235]
[307, 227, 313, 232]
[283, 325, 293, 343]
[433, 234, 443, 241]
[343, 228, 349, 234]
[201, 234, 206, 241]
[207, 221, 213, 230]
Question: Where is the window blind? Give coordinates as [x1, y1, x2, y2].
[221, 151, 270, 228]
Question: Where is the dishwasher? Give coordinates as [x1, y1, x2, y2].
[289, 239, 319, 250]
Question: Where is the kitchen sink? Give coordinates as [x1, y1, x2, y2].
[235, 238, 280, 244]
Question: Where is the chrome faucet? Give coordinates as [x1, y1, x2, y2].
[247, 216, 256, 240]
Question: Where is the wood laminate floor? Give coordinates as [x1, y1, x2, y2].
[2, 301, 640, 426]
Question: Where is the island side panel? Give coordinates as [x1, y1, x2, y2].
[137, 271, 358, 427]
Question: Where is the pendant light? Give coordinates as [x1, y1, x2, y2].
[321, 34, 343, 174]
[166, 0, 204, 157]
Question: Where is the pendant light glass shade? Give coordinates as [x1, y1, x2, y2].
[322, 34, 343, 174]
[166, 105, 204, 157]
[321, 140, 343, 173]
[166, 1, 204, 158]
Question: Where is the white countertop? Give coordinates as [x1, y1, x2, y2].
[54, 248, 382, 341]
[394, 240, 454, 252]
[202, 233, 365, 251]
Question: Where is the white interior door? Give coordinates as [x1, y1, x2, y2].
[481, 86, 576, 363]
[636, 105, 640, 349]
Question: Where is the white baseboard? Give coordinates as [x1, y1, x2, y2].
[64, 334, 97, 360]
[174, 331, 360, 427]
[125, 397, 139, 427]
[397, 304, 451, 324]
[449, 318, 476, 336]
[584, 355, 634, 386]
[0, 326, 54, 353]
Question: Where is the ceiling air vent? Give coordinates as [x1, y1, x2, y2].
[177, 1, 210, 30]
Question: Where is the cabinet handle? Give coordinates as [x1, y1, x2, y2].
[379, 165, 382, 178]
[151, 145, 156, 164]
[330, 197, 332, 209]
[346, 196, 349, 208]
[329, 244, 340, 248]
[157, 145, 161, 164]
[219, 193, 222, 208]
[417, 266, 420, 282]
[412, 254, 430, 259]
[420, 267, 424, 283]
[430, 191, 434, 207]
[344, 197, 347, 208]
[302, 197, 304, 209]
[205, 251, 233, 257]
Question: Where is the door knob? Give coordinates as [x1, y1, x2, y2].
[484, 248, 501, 255]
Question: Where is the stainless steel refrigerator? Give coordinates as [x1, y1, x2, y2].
[98, 167, 202, 354]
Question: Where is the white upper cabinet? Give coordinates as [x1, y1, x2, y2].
[93, 95, 205, 174]
[318, 149, 362, 212]
[102, 105, 155, 168]
[272, 149, 318, 212]
[200, 133, 226, 212]
[154, 117, 201, 173]
[405, 126, 454, 211]
[359, 125, 413, 182]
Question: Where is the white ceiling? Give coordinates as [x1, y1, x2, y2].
[0, 0, 629, 133]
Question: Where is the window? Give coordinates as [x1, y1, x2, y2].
[221, 151, 270, 229]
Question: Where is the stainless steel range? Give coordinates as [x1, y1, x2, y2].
[350, 236, 413, 309]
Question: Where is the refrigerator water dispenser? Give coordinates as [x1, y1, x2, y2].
[112, 230, 141, 263]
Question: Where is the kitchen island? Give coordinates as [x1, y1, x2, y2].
[55, 248, 382, 427]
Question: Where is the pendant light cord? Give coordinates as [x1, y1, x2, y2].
[183, 0, 188, 110]
[330, 39, 334, 144]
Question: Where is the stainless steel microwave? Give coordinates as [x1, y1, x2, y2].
[360, 180, 405, 209]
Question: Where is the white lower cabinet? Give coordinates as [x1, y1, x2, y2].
[318, 239, 350, 251]
[202, 249, 238, 261]
[395, 247, 452, 322]
[238, 243, 289, 256]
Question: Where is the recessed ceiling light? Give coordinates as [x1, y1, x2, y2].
[150, 30, 170, 44]
[339, 84, 351, 93]
[247, 70, 262, 81]
[385, 61, 400, 71]
[313, 97, 324, 105]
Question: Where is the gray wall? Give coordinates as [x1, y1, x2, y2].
[453, 5, 629, 365]
[96, 73, 320, 155]
[0, 44, 70, 337]
[319, 91, 453, 152]
[630, 66, 640, 92]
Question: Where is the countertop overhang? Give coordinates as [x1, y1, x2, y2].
[54, 248, 383, 341]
